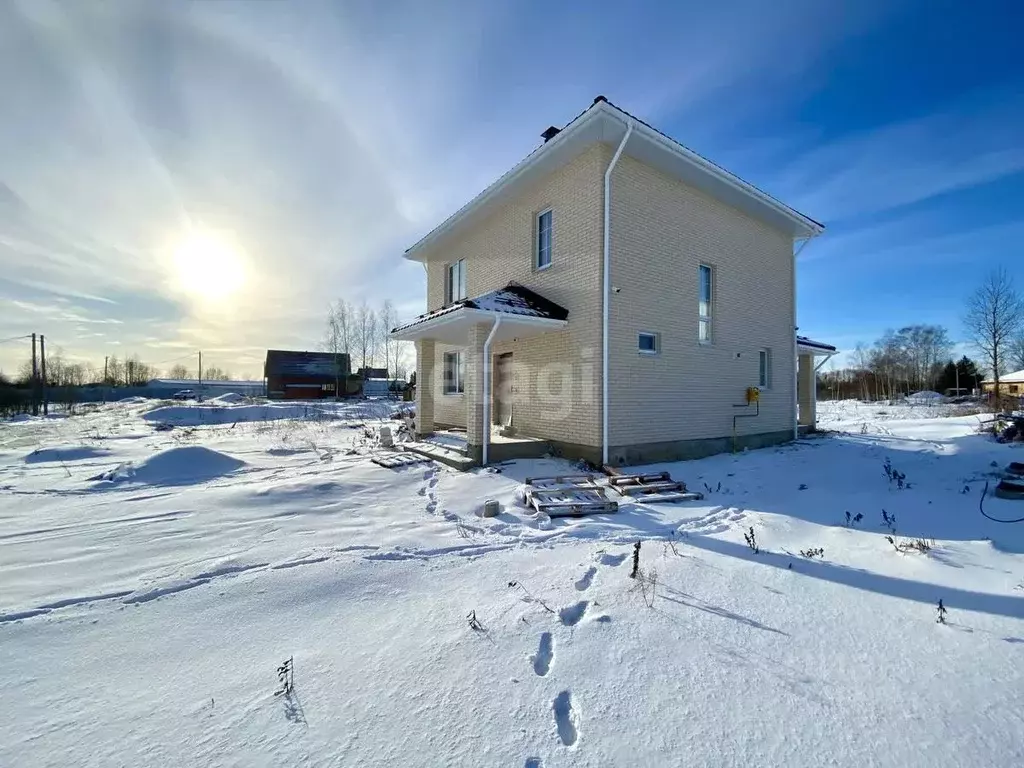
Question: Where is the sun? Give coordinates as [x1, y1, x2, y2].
[171, 228, 247, 301]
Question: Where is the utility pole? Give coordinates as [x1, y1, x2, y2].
[104, 355, 108, 384]
[198, 350, 203, 387]
[40, 335, 47, 416]
[31, 332, 38, 416]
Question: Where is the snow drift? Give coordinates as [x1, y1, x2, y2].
[90, 446, 245, 486]
[25, 446, 112, 464]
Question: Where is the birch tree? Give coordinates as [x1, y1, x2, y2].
[965, 267, 1024, 400]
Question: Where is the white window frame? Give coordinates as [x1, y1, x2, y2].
[535, 209, 553, 270]
[638, 332, 660, 355]
[442, 351, 465, 395]
[698, 264, 713, 344]
[759, 348, 772, 389]
[446, 259, 467, 304]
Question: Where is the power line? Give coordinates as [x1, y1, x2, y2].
[0, 334, 32, 345]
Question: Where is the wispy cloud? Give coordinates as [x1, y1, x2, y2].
[778, 90, 1024, 221]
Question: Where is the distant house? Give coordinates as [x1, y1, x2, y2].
[264, 350, 351, 399]
[982, 370, 1024, 396]
[357, 367, 389, 380]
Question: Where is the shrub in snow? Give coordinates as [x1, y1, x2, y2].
[881, 509, 897, 534]
[630, 540, 642, 579]
[508, 581, 555, 614]
[743, 527, 760, 554]
[799, 547, 825, 559]
[886, 536, 933, 554]
[467, 610, 485, 632]
[274, 657, 294, 697]
[883, 458, 909, 489]
[844, 511, 864, 527]
[631, 567, 657, 608]
[936, 599, 947, 624]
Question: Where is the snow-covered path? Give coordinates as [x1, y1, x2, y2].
[2, 400, 1023, 766]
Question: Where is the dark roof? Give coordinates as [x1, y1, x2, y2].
[392, 283, 568, 334]
[405, 95, 821, 253]
[796, 336, 837, 353]
[265, 350, 349, 377]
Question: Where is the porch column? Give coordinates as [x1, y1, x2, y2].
[797, 353, 816, 428]
[415, 338, 436, 437]
[465, 322, 488, 460]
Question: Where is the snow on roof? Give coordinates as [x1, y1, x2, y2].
[391, 284, 568, 335]
[983, 369, 1024, 384]
[796, 335, 837, 353]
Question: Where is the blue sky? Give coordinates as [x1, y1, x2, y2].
[1, 0, 1022, 376]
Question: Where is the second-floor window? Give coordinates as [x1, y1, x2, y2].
[699, 264, 713, 343]
[446, 259, 467, 304]
[536, 209, 553, 269]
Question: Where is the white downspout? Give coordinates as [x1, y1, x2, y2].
[602, 119, 634, 466]
[481, 315, 502, 465]
[792, 233, 818, 440]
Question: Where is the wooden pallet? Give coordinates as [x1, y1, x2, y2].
[524, 475, 618, 517]
[370, 452, 432, 469]
[607, 471, 704, 504]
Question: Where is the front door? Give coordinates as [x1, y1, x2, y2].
[494, 353, 513, 427]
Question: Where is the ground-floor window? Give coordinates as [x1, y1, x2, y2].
[759, 349, 772, 389]
[443, 351, 465, 394]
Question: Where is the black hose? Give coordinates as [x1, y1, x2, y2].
[978, 481, 1024, 524]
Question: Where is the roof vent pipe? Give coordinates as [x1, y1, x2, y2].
[541, 126, 560, 143]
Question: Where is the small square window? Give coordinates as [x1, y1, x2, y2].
[536, 209, 553, 269]
[638, 332, 659, 354]
[443, 351, 465, 394]
[759, 349, 772, 389]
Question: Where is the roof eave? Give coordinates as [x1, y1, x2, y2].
[404, 100, 823, 261]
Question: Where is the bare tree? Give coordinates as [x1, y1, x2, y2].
[1008, 335, 1024, 373]
[106, 355, 125, 386]
[324, 299, 354, 397]
[355, 301, 377, 374]
[168, 363, 190, 379]
[965, 267, 1024, 400]
[203, 366, 230, 381]
[377, 299, 399, 380]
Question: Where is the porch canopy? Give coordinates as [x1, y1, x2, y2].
[797, 335, 837, 357]
[796, 335, 837, 430]
[391, 283, 568, 344]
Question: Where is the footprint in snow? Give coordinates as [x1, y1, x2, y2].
[597, 552, 628, 567]
[559, 601, 588, 627]
[552, 690, 579, 748]
[524, 759, 544, 768]
[532, 632, 554, 676]
[574, 566, 597, 591]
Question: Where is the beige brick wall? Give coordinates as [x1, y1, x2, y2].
[419, 145, 606, 447]
[607, 154, 796, 447]
[414, 142, 799, 453]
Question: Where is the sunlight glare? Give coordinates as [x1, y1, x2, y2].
[171, 229, 247, 301]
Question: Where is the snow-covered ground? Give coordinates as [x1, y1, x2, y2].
[2, 399, 1023, 767]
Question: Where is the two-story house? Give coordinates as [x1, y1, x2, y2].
[392, 96, 832, 466]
